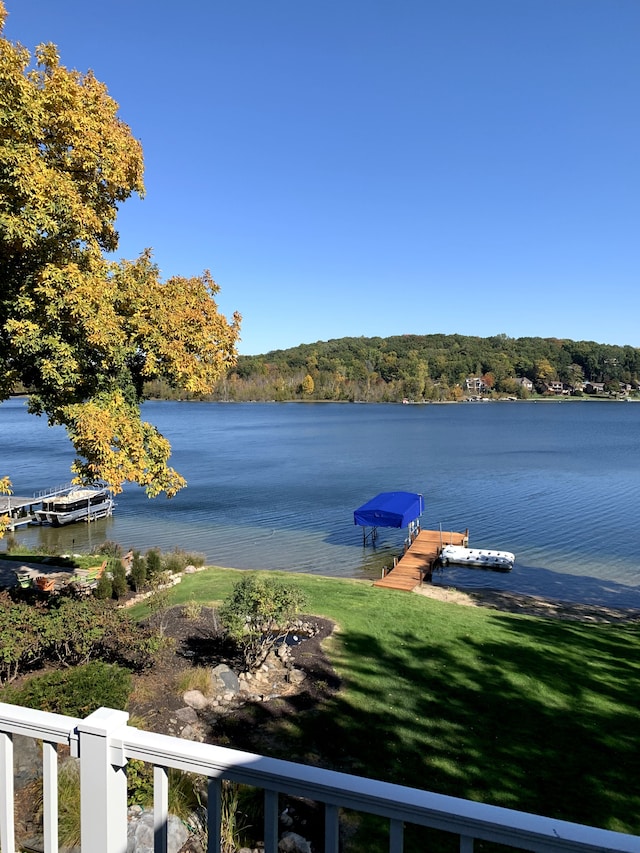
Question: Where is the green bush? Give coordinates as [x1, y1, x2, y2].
[0, 661, 131, 716]
[182, 595, 203, 620]
[94, 573, 113, 600]
[145, 548, 162, 581]
[111, 563, 128, 599]
[130, 552, 147, 592]
[0, 594, 159, 683]
[220, 574, 307, 671]
[163, 547, 190, 574]
[58, 760, 81, 848]
[94, 540, 123, 558]
[162, 547, 206, 574]
[127, 759, 155, 807]
[0, 591, 50, 683]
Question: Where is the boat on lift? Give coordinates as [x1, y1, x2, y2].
[439, 544, 515, 572]
[35, 485, 114, 527]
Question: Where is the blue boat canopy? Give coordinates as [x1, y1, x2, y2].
[353, 491, 424, 529]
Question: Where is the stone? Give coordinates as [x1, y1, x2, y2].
[288, 668, 306, 685]
[127, 809, 188, 853]
[211, 664, 240, 693]
[278, 831, 312, 853]
[13, 734, 42, 788]
[179, 723, 204, 742]
[280, 807, 294, 827]
[183, 690, 208, 710]
[175, 706, 199, 724]
[184, 564, 198, 573]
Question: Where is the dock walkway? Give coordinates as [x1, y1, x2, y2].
[373, 528, 468, 591]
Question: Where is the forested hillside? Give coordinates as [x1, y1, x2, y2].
[147, 334, 640, 403]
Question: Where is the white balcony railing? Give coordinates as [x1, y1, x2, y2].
[1, 702, 638, 853]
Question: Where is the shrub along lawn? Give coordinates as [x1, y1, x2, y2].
[136, 568, 640, 840]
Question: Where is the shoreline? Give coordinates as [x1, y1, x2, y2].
[2, 555, 640, 624]
[414, 581, 640, 623]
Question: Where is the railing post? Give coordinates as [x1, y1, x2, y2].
[325, 803, 339, 853]
[264, 789, 279, 853]
[154, 765, 169, 853]
[460, 835, 474, 853]
[389, 818, 403, 852]
[42, 741, 58, 853]
[0, 731, 15, 853]
[207, 777, 222, 853]
[77, 707, 129, 853]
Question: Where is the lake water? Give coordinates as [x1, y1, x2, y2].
[2, 397, 640, 608]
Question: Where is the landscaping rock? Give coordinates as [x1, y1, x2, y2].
[179, 723, 205, 742]
[175, 706, 199, 724]
[14, 734, 41, 788]
[211, 663, 240, 695]
[278, 831, 312, 853]
[182, 690, 208, 710]
[287, 669, 306, 685]
[127, 808, 188, 853]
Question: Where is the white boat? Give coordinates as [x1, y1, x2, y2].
[439, 544, 515, 572]
[35, 486, 114, 527]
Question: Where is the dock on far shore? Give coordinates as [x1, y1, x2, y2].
[373, 528, 468, 592]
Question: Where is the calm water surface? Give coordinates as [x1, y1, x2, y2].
[2, 398, 640, 608]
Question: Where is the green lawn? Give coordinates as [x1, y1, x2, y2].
[138, 567, 640, 839]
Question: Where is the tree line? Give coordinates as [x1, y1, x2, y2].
[144, 333, 640, 403]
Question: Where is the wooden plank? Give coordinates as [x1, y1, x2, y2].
[373, 529, 468, 591]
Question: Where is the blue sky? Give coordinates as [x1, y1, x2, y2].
[5, 1, 640, 355]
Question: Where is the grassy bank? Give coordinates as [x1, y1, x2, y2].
[132, 567, 640, 840]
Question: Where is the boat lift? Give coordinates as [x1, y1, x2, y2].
[353, 491, 424, 545]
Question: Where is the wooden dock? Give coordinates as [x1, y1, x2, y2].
[373, 528, 468, 591]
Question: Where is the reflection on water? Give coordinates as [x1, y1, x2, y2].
[2, 399, 640, 606]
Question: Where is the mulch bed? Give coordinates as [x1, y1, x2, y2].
[128, 606, 340, 758]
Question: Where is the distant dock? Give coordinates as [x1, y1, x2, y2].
[0, 496, 42, 530]
[373, 528, 468, 592]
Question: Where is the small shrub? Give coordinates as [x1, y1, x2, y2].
[177, 666, 212, 697]
[220, 574, 307, 671]
[4, 534, 19, 553]
[0, 591, 52, 683]
[168, 770, 206, 823]
[163, 547, 190, 574]
[145, 548, 162, 581]
[219, 781, 256, 852]
[182, 596, 203, 620]
[94, 540, 123, 558]
[146, 579, 173, 637]
[130, 552, 147, 592]
[58, 761, 81, 849]
[0, 661, 131, 716]
[94, 573, 113, 600]
[127, 759, 155, 807]
[32, 757, 111, 850]
[111, 563, 128, 599]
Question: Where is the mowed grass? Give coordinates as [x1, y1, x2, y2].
[132, 567, 640, 838]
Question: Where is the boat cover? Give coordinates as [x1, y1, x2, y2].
[353, 492, 424, 528]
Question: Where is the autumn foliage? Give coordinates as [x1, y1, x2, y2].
[0, 3, 240, 498]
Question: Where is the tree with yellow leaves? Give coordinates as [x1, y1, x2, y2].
[0, 3, 240, 503]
